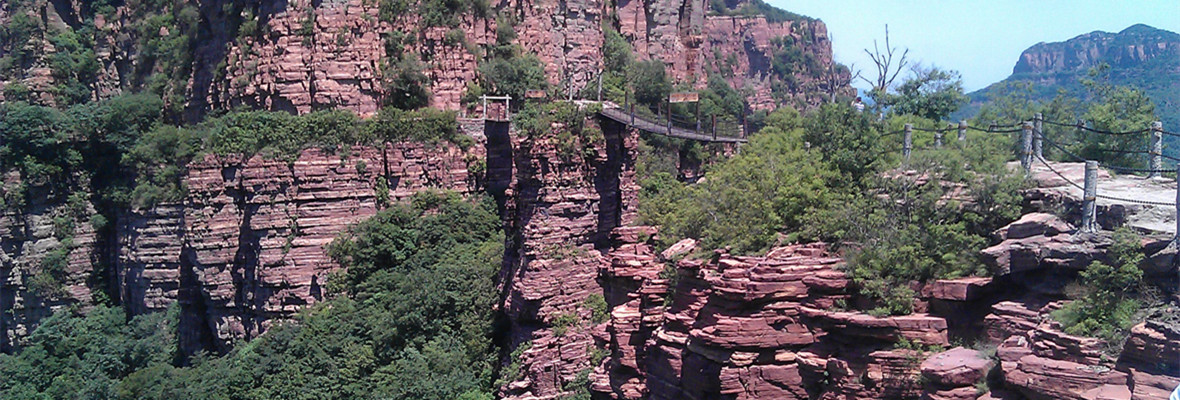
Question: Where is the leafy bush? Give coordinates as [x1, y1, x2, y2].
[512, 102, 602, 159]
[366, 107, 469, 147]
[1052, 227, 1146, 343]
[383, 54, 432, 110]
[478, 54, 548, 101]
[640, 110, 834, 253]
[551, 312, 580, 337]
[583, 294, 609, 324]
[629, 60, 671, 109]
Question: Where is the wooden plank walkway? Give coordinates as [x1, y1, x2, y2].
[599, 107, 747, 143]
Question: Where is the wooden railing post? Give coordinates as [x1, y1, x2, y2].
[1150, 121, 1163, 178]
[1021, 121, 1034, 173]
[1080, 160, 1098, 233]
[1034, 113, 1043, 159]
[903, 123, 913, 163]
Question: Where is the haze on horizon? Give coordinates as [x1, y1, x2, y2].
[770, 0, 1180, 92]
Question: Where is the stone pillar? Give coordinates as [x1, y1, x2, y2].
[1034, 113, 1043, 159]
[1021, 121, 1034, 173]
[1081, 160, 1099, 233]
[1150, 121, 1163, 178]
[903, 123, 913, 163]
[958, 120, 967, 142]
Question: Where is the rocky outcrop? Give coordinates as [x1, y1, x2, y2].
[498, 116, 640, 400]
[117, 139, 482, 351]
[921, 347, 994, 400]
[0, 180, 101, 351]
[587, 240, 971, 400]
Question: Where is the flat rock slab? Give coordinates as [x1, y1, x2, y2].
[1026, 161, 1176, 234]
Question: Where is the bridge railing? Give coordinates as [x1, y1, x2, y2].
[614, 104, 745, 141]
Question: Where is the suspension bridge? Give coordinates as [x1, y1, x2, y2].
[598, 103, 748, 144]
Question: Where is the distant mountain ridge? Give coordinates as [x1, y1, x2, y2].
[961, 24, 1180, 129]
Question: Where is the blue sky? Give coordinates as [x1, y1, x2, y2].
[767, 0, 1180, 92]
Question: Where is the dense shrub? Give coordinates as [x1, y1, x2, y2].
[478, 54, 548, 101]
[1052, 227, 1146, 344]
[640, 108, 834, 253]
[0, 191, 506, 400]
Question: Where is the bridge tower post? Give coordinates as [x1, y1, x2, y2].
[1150, 121, 1163, 178]
[903, 124, 913, 163]
[665, 103, 672, 135]
[695, 101, 701, 134]
[1080, 160, 1099, 233]
[958, 120, 967, 142]
[1034, 113, 1043, 160]
[712, 115, 716, 139]
[1021, 121, 1034, 173]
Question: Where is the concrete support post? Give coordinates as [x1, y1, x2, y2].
[506, 96, 511, 120]
[1034, 113, 1043, 160]
[481, 96, 487, 120]
[1081, 160, 1099, 233]
[903, 124, 913, 163]
[1021, 121, 1034, 173]
[958, 120, 967, 142]
[1150, 121, 1163, 178]
[712, 115, 716, 138]
[630, 104, 635, 126]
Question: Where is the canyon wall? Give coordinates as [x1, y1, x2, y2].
[0, 0, 848, 115]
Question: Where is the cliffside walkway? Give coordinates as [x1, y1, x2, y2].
[599, 105, 748, 143]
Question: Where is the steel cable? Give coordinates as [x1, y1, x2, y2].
[1042, 119, 1150, 136]
[1037, 156, 1174, 207]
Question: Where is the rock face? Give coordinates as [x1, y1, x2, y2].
[0, 0, 848, 116]
[497, 116, 641, 399]
[588, 240, 965, 400]
[116, 139, 482, 351]
[1013, 24, 1180, 76]
[0, 182, 101, 352]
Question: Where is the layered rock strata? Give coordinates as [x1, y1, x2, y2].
[116, 139, 482, 350]
[0, 0, 849, 116]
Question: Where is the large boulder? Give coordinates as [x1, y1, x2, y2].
[921, 347, 995, 388]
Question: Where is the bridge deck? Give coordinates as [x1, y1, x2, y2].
[599, 107, 747, 143]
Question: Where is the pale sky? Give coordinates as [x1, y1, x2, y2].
[768, 0, 1180, 92]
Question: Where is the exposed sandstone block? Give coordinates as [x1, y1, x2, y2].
[921, 347, 994, 388]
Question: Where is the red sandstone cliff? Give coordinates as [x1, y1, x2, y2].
[0, 0, 848, 115]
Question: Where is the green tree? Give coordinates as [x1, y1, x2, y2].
[384, 55, 431, 110]
[629, 60, 671, 109]
[881, 66, 968, 121]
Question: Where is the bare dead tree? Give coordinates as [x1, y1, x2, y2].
[826, 61, 861, 103]
[860, 24, 909, 95]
